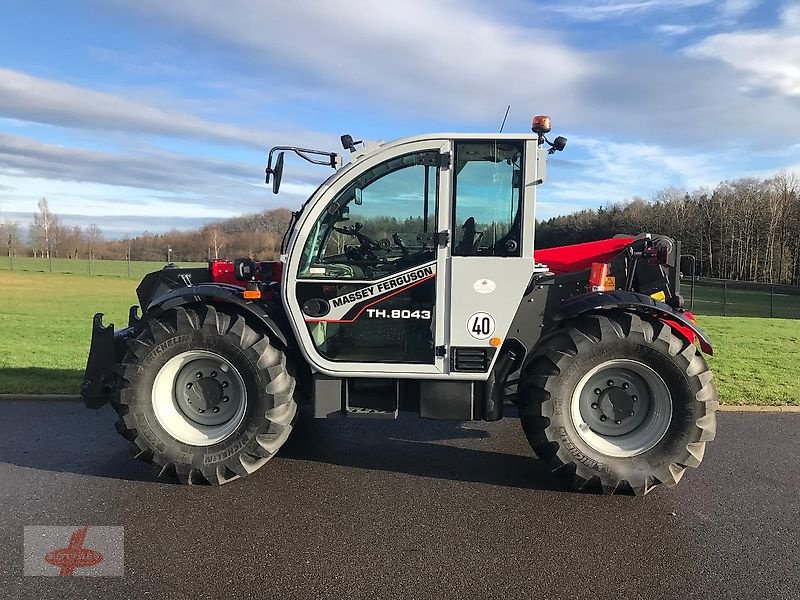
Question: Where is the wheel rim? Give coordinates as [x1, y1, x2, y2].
[151, 350, 247, 446]
[570, 359, 672, 458]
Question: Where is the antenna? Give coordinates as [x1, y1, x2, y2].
[499, 105, 511, 133]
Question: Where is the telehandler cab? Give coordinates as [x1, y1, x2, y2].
[82, 116, 717, 495]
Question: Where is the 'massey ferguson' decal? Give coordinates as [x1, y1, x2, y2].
[305, 262, 436, 323]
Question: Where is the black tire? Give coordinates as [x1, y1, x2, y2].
[112, 304, 297, 485]
[517, 311, 717, 495]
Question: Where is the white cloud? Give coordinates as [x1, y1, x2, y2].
[0, 68, 327, 149]
[719, 0, 761, 18]
[655, 24, 697, 36]
[102, 0, 800, 149]
[687, 5, 800, 97]
[0, 133, 322, 219]
[544, 0, 715, 22]
[539, 135, 749, 215]
[110, 0, 588, 121]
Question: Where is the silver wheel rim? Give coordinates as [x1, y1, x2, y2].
[151, 350, 247, 446]
[570, 359, 672, 458]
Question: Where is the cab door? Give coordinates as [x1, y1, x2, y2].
[444, 139, 539, 373]
[285, 140, 452, 377]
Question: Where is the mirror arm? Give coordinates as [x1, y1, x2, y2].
[266, 146, 338, 176]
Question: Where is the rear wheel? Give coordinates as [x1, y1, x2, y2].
[518, 311, 717, 495]
[113, 304, 297, 485]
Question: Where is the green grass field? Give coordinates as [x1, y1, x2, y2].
[0, 256, 205, 279]
[1, 270, 798, 404]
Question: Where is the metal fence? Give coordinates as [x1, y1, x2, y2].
[686, 278, 800, 319]
[1, 257, 205, 280]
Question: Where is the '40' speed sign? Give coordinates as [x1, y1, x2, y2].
[467, 312, 496, 340]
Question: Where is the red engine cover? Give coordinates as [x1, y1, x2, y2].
[534, 237, 636, 274]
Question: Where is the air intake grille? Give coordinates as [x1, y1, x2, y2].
[451, 347, 494, 372]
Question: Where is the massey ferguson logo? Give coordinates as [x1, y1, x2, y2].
[306, 262, 437, 323]
[178, 273, 193, 286]
[330, 264, 435, 309]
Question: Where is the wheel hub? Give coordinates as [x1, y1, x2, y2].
[571, 359, 672, 458]
[599, 387, 635, 423]
[152, 350, 247, 446]
[188, 378, 224, 411]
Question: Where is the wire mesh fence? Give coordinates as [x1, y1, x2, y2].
[4, 255, 800, 318]
[0, 257, 205, 279]
[687, 278, 800, 319]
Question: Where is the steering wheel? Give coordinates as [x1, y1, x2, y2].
[334, 222, 386, 261]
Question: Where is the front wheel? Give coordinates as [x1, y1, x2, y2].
[518, 311, 718, 495]
[112, 304, 297, 485]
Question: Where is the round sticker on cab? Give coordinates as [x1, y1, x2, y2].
[467, 312, 496, 340]
[473, 279, 496, 294]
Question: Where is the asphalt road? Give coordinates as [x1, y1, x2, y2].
[0, 400, 797, 600]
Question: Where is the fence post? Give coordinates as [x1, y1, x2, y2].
[771, 285, 775, 318]
[722, 281, 727, 317]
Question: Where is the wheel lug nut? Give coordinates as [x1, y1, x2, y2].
[600, 415, 607, 422]
[222, 381, 229, 388]
[629, 410, 635, 416]
[594, 388, 601, 395]
[196, 372, 203, 378]
[222, 396, 229, 402]
[198, 408, 205, 413]
[186, 382, 192, 389]
[615, 419, 622, 425]
[607, 380, 614, 387]
[622, 383, 629, 390]
[211, 371, 218, 378]
[212, 407, 220, 413]
[632, 395, 638, 402]
[591, 402, 599, 409]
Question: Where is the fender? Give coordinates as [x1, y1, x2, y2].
[146, 283, 292, 350]
[82, 284, 292, 410]
[555, 290, 713, 355]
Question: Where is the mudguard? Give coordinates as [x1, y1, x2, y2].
[555, 290, 713, 355]
[81, 283, 292, 409]
[145, 283, 291, 349]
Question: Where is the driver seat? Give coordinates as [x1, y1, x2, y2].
[454, 217, 477, 256]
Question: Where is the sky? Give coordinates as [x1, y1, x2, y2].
[1, 0, 800, 238]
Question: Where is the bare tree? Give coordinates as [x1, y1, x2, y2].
[86, 224, 104, 259]
[209, 226, 226, 260]
[31, 197, 56, 259]
[1, 219, 19, 258]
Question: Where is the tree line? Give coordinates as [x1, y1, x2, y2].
[0, 198, 293, 263]
[3, 171, 799, 286]
[536, 173, 800, 286]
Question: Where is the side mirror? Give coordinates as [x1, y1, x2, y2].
[552, 136, 567, 152]
[272, 152, 285, 194]
[354, 187, 363, 206]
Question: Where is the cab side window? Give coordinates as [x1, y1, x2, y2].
[298, 152, 439, 280]
[452, 141, 523, 257]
